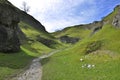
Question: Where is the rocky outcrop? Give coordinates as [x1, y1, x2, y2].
[37, 36, 57, 48]
[60, 36, 79, 44]
[84, 21, 103, 32]
[0, 3, 20, 52]
[85, 40, 102, 54]
[112, 5, 120, 28]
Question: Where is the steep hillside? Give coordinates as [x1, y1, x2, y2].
[0, 0, 20, 52]
[16, 4, 64, 56]
[0, 0, 59, 54]
[0, 0, 62, 80]
[42, 5, 120, 80]
[52, 25, 91, 38]
[1, 0, 120, 80]
[52, 20, 103, 44]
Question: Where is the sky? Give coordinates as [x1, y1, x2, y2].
[8, 0, 120, 32]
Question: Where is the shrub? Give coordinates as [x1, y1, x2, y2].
[85, 40, 102, 54]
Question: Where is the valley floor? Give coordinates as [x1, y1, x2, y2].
[11, 50, 60, 80]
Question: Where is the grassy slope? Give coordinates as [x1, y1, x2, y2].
[0, 51, 34, 80]
[0, 18, 67, 80]
[52, 25, 91, 39]
[0, 25, 50, 80]
[0, 1, 119, 80]
[0, 21, 56, 80]
[19, 21, 55, 56]
[42, 7, 120, 80]
[0, 1, 61, 79]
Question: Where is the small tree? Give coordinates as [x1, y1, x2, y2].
[21, 1, 30, 13]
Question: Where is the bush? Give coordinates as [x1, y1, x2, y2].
[85, 40, 102, 54]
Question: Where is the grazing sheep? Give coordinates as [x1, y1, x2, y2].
[81, 64, 95, 68]
[87, 64, 91, 68]
[80, 58, 84, 62]
[92, 65, 95, 67]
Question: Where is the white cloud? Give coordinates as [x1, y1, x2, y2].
[8, 0, 97, 32]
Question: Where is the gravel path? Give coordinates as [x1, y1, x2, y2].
[11, 50, 59, 80]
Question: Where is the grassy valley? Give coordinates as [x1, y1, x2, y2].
[0, 0, 120, 80]
[0, 0, 64, 80]
[41, 24, 120, 80]
[41, 5, 120, 80]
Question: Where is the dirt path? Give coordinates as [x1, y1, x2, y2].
[11, 50, 59, 80]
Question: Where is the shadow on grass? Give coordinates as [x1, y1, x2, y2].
[0, 50, 35, 69]
[41, 57, 50, 66]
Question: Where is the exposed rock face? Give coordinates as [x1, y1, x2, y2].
[37, 36, 57, 48]
[112, 5, 120, 28]
[0, 3, 20, 52]
[60, 36, 79, 44]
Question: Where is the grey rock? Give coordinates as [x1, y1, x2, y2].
[0, 3, 20, 52]
[60, 36, 79, 44]
[37, 36, 57, 48]
[112, 5, 120, 28]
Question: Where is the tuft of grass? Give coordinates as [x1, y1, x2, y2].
[84, 40, 102, 54]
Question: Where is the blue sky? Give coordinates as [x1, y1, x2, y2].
[9, 0, 120, 32]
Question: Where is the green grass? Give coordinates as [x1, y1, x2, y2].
[19, 21, 62, 56]
[90, 24, 120, 53]
[103, 5, 119, 23]
[1, 2, 120, 80]
[42, 48, 120, 80]
[0, 20, 61, 80]
[0, 36, 56, 80]
[21, 41, 54, 57]
[19, 21, 53, 40]
[19, 21, 64, 51]
[52, 26, 91, 39]
[41, 24, 120, 80]
[0, 50, 34, 80]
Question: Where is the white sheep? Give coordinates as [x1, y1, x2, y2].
[80, 58, 84, 62]
[92, 65, 95, 67]
[87, 64, 91, 68]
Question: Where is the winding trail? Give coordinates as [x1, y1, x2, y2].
[11, 50, 59, 80]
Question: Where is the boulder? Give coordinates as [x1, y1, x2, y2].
[60, 36, 79, 44]
[0, 3, 20, 52]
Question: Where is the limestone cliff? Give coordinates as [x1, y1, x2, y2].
[112, 5, 120, 28]
[0, 2, 20, 52]
[0, 0, 52, 53]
